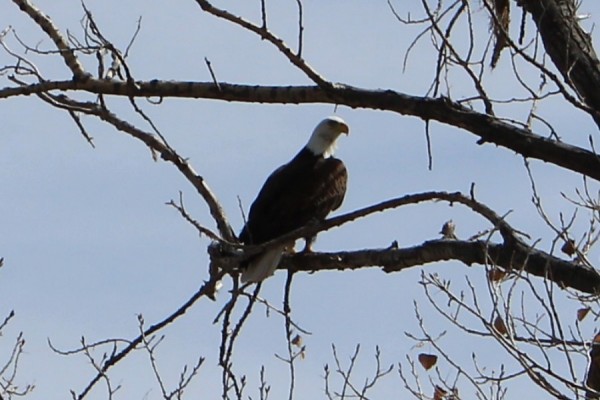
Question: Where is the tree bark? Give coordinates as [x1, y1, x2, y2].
[520, 0, 600, 122]
[586, 333, 600, 399]
[4, 79, 600, 181]
[276, 239, 600, 294]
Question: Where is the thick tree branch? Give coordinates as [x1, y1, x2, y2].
[280, 239, 600, 295]
[2, 79, 599, 181]
[212, 190, 518, 262]
[107, 123, 235, 242]
[520, 0, 600, 120]
[211, 190, 600, 294]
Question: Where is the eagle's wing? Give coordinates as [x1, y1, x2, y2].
[240, 157, 347, 245]
[239, 157, 347, 283]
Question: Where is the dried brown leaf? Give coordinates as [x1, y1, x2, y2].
[440, 220, 457, 239]
[418, 353, 438, 370]
[488, 268, 506, 282]
[434, 385, 447, 400]
[490, 0, 510, 67]
[493, 316, 508, 335]
[561, 239, 577, 256]
[291, 334, 302, 347]
[577, 307, 591, 322]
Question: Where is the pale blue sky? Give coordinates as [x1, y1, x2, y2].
[2, 1, 600, 399]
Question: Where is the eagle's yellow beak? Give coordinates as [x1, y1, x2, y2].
[339, 122, 350, 135]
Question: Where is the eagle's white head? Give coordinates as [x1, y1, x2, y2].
[306, 116, 349, 158]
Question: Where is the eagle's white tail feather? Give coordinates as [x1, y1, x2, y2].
[241, 245, 285, 283]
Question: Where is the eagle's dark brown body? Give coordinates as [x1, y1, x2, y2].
[239, 148, 347, 246]
[238, 116, 349, 283]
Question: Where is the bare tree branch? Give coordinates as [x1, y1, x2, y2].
[3, 79, 598, 182]
[194, 0, 330, 88]
[12, 0, 89, 78]
[279, 238, 600, 294]
[519, 0, 600, 121]
[75, 273, 224, 400]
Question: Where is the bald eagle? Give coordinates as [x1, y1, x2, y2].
[239, 116, 349, 283]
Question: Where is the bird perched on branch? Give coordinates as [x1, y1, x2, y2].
[239, 116, 349, 283]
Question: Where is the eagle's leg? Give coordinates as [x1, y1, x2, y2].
[301, 235, 316, 253]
